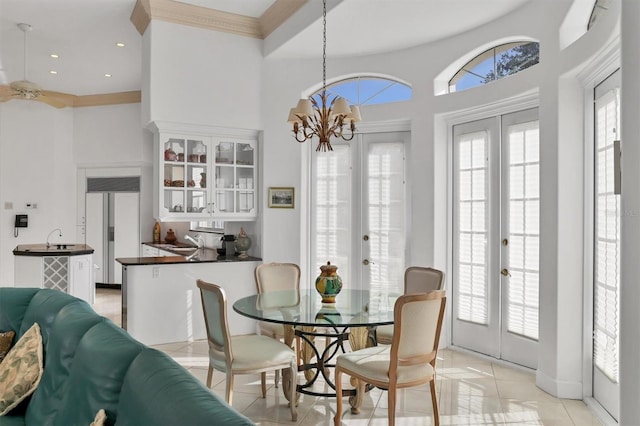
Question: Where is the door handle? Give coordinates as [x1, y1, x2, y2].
[363, 259, 375, 266]
[363, 235, 369, 241]
[501, 268, 511, 277]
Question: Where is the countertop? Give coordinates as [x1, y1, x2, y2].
[116, 242, 261, 266]
[13, 244, 94, 257]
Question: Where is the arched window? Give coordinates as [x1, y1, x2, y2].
[311, 76, 411, 106]
[588, 0, 610, 30]
[448, 41, 540, 93]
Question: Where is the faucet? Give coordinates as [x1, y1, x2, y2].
[184, 234, 204, 249]
[46, 228, 62, 248]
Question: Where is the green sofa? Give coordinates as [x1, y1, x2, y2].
[0, 287, 254, 425]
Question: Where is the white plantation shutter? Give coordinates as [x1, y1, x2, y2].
[366, 142, 405, 300]
[313, 145, 352, 284]
[594, 89, 620, 383]
[455, 131, 489, 324]
[506, 121, 540, 340]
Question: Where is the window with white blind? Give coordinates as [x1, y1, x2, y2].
[456, 131, 489, 324]
[452, 109, 539, 368]
[506, 121, 540, 340]
[594, 88, 620, 383]
[312, 145, 352, 284]
[311, 132, 407, 293]
[366, 142, 405, 302]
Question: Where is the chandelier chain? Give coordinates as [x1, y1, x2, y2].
[322, 0, 326, 92]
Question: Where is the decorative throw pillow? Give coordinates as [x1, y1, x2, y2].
[91, 409, 107, 426]
[0, 331, 15, 364]
[0, 323, 44, 416]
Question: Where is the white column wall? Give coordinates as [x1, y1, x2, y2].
[145, 20, 263, 129]
[620, 0, 640, 422]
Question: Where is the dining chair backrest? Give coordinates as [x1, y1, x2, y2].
[196, 280, 233, 367]
[255, 263, 301, 293]
[404, 267, 445, 295]
[389, 290, 446, 378]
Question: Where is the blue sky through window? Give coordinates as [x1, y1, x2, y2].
[314, 77, 411, 106]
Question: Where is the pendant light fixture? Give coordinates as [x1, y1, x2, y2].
[287, 0, 362, 152]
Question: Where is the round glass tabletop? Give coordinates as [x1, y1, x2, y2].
[233, 289, 399, 328]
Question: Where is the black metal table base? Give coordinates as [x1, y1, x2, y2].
[295, 326, 369, 398]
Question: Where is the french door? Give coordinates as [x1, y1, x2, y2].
[310, 132, 408, 304]
[592, 70, 620, 420]
[452, 109, 539, 368]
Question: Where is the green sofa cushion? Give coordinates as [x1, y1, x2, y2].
[0, 288, 38, 335]
[48, 322, 144, 425]
[25, 300, 103, 423]
[116, 348, 253, 426]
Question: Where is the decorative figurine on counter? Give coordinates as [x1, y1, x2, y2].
[153, 222, 161, 243]
[235, 227, 251, 258]
[164, 229, 177, 244]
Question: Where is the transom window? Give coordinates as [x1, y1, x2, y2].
[313, 76, 411, 106]
[449, 41, 540, 93]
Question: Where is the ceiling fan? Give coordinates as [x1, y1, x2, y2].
[0, 23, 70, 108]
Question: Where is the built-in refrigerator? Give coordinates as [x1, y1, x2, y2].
[85, 177, 140, 285]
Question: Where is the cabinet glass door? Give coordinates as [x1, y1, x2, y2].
[213, 140, 256, 215]
[163, 137, 209, 215]
[186, 139, 208, 213]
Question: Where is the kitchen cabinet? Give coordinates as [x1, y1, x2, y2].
[14, 250, 95, 305]
[151, 122, 258, 221]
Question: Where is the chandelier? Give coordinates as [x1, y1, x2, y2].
[287, 0, 362, 152]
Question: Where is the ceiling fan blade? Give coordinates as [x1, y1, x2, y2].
[36, 94, 67, 109]
[41, 90, 74, 108]
[0, 85, 13, 97]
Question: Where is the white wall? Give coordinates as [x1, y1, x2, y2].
[0, 100, 149, 287]
[0, 101, 76, 286]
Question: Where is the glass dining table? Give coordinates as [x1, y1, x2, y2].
[233, 289, 399, 413]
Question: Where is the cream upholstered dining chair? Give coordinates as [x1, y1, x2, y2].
[334, 290, 446, 426]
[196, 279, 298, 421]
[375, 266, 444, 345]
[254, 262, 301, 387]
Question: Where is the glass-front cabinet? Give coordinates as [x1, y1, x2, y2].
[152, 123, 258, 221]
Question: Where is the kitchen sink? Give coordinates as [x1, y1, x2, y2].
[169, 247, 197, 252]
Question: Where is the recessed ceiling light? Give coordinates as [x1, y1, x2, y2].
[50, 54, 59, 59]
[49, 70, 57, 74]
[116, 42, 125, 47]
[105, 73, 112, 78]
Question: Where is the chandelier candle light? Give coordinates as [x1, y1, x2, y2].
[287, 0, 362, 152]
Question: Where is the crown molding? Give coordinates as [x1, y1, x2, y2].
[260, 0, 307, 38]
[131, 0, 260, 38]
[131, 0, 306, 39]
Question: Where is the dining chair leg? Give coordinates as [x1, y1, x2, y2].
[387, 385, 396, 426]
[225, 373, 234, 406]
[289, 360, 298, 421]
[261, 372, 267, 398]
[430, 379, 440, 426]
[334, 368, 343, 425]
[275, 368, 280, 388]
[206, 365, 213, 388]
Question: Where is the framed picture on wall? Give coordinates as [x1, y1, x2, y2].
[268, 187, 295, 208]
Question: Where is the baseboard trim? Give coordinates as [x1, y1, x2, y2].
[536, 368, 583, 399]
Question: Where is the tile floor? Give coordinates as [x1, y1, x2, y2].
[93, 288, 604, 425]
